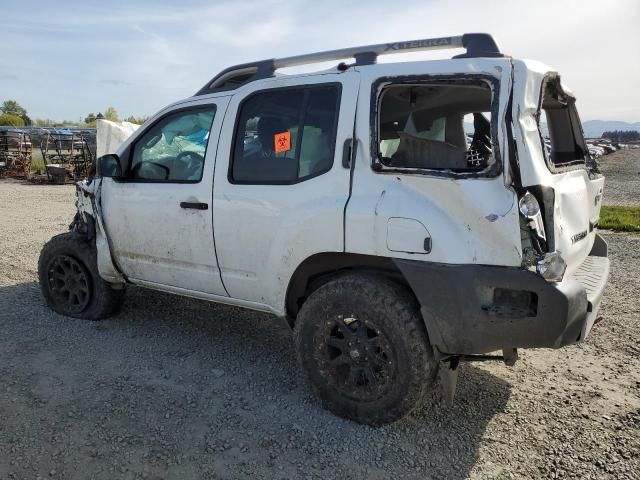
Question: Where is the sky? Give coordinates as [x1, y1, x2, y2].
[1, 0, 639, 122]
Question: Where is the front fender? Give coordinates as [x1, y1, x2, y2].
[76, 179, 126, 285]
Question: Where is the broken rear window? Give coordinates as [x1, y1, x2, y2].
[376, 80, 495, 174]
[539, 78, 588, 170]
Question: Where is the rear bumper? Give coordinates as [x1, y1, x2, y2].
[394, 234, 610, 355]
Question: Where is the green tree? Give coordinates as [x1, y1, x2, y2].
[104, 106, 119, 122]
[602, 130, 640, 142]
[1, 100, 31, 125]
[84, 113, 97, 124]
[0, 113, 26, 127]
[125, 115, 148, 125]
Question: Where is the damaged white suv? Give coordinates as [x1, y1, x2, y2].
[39, 34, 609, 425]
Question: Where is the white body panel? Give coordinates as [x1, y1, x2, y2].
[101, 96, 230, 296]
[76, 179, 125, 284]
[212, 71, 360, 313]
[511, 60, 605, 274]
[346, 59, 521, 266]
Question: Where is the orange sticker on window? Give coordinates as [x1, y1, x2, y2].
[274, 131, 291, 154]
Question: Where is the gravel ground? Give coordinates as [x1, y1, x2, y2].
[598, 149, 640, 207]
[0, 174, 638, 480]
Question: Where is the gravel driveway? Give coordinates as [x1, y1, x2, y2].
[0, 177, 638, 480]
[599, 149, 640, 207]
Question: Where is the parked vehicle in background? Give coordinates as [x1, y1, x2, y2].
[38, 33, 609, 425]
[588, 144, 605, 158]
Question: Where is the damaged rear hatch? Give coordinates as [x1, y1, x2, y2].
[512, 60, 605, 272]
[511, 59, 608, 338]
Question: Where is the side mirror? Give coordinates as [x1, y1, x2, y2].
[97, 154, 123, 178]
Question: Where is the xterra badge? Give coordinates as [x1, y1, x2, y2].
[384, 37, 453, 51]
[571, 230, 588, 244]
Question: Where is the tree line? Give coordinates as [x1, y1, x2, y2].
[0, 100, 31, 126]
[0, 99, 148, 127]
[602, 130, 640, 142]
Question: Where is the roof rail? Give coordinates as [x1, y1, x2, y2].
[195, 33, 502, 96]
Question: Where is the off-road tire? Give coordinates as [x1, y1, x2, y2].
[294, 274, 437, 425]
[38, 232, 125, 320]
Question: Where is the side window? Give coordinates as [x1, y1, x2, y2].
[377, 81, 494, 173]
[231, 85, 341, 184]
[130, 107, 216, 182]
[540, 79, 587, 169]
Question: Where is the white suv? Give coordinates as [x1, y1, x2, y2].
[38, 34, 609, 425]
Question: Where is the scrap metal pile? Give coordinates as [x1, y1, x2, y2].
[0, 129, 32, 177]
[40, 130, 95, 183]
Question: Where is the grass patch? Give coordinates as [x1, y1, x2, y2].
[30, 150, 45, 174]
[600, 206, 640, 232]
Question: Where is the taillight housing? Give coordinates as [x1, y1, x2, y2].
[536, 251, 567, 282]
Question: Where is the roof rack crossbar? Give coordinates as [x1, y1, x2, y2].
[195, 33, 502, 95]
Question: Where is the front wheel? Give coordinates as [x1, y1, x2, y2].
[294, 274, 437, 425]
[38, 232, 125, 320]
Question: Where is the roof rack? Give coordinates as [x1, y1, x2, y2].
[195, 33, 502, 96]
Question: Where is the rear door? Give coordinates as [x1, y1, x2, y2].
[212, 71, 359, 311]
[345, 59, 522, 267]
[101, 97, 230, 295]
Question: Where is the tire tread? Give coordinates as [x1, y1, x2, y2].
[294, 273, 436, 425]
[38, 232, 125, 320]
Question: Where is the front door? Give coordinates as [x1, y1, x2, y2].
[101, 97, 229, 295]
[212, 71, 360, 312]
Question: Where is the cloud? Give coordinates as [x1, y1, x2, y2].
[101, 79, 130, 86]
[0, 73, 18, 80]
[3, 0, 639, 121]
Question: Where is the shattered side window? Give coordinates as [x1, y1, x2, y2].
[130, 107, 216, 182]
[376, 81, 494, 173]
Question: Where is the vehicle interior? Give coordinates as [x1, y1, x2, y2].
[540, 78, 588, 168]
[377, 81, 494, 172]
[233, 86, 339, 183]
[130, 109, 215, 181]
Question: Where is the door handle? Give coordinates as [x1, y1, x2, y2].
[180, 202, 208, 210]
[342, 138, 353, 168]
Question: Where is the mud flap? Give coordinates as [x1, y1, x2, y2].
[439, 357, 460, 405]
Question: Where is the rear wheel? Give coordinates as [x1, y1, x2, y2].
[38, 232, 125, 319]
[294, 274, 437, 425]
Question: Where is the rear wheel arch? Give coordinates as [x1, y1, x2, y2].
[285, 252, 414, 326]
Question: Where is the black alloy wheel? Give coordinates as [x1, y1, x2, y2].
[318, 315, 396, 403]
[46, 254, 92, 313]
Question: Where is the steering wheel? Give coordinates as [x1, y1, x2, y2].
[175, 151, 205, 179]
